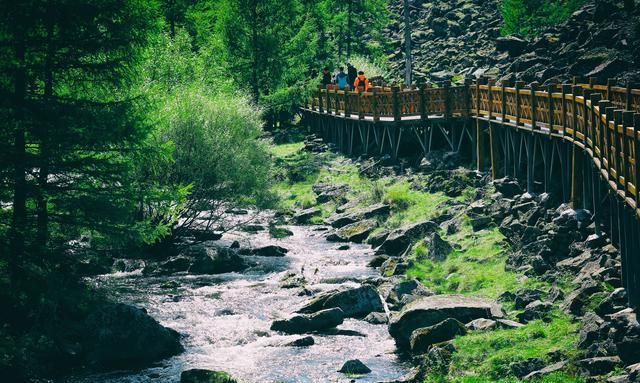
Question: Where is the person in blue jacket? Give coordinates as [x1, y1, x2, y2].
[335, 67, 349, 90]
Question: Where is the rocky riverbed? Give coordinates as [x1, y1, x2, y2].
[63, 219, 411, 383]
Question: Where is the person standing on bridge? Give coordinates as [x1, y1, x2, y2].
[353, 71, 369, 92]
[335, 67, 349, 90]
[321, 66, 332, 87]
[347, 63, 358, 88]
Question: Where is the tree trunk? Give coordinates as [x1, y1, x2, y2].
[10, 26, 27, 284]
[37, 13, 54, 250]
[403, 0, 412, 86]
[250, 0, 260, 103]
[346, 0, 352, 58]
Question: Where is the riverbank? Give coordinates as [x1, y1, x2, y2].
[272, 127, 637, 382]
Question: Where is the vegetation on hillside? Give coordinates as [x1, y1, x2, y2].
[501, 0, 587, 36]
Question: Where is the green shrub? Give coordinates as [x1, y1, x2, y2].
[501, 0, 587, 37]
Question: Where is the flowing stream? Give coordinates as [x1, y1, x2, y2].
[65, 220, 409, 383]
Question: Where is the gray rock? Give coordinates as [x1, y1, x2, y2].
[389, 295, 503, 347]
[510, 358, 545, 378]
[298, 285, 384, 318]
[576, 356, 621, 376]
[410, 318, 467, 354]
[189, 248, 247, 275]
[523, 361, 568, 380]
[285, 336, 315, 347]
[465, 318, 497, 331]
[271, 308, 344, 334]
[252, 245, 288, 257]
[364, 312, 388, 324]
[423, 232, 453, 261]
[294, 207, 322, 224]
[514, 288, 544, 309]
[180, 369, 237, 383]
[495, 318, 525, 329]
[376, 220, 439, 256]
[326, 219, 378, 243]
[84, 303, 183, 369]
[517, 300, 552, 323]
[338, 359, 371, 374]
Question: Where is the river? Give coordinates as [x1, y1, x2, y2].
[64, 219, 409, 383]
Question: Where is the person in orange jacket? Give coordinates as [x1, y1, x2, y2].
[353, 71, 369, 92]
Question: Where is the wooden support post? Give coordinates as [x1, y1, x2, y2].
[626, 81, 633, 111]
[318, 85, 324, 113]
[487, 79, 495, 121]
[589, 76, 596, 89]
[590, 94, 602, 150]
[582, 88, 593, 147]
[325, 85, 332, 115]
[358, 91, 364, 120]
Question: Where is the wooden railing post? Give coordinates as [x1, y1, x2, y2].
[561, 84, 571, 135]
[605, 106, 616, 184]
[444, 80, 451, 120]
[590, 93, 602, 149]
[626, 81, 633, 111]
[589, 76, 597, 89]
[344, 87, 351, 117]
[571, 86, 581, 141]
[607, 78, 614, 102]
[318, 85, 324, 113]
[476, 78, 486, 171]
[419, 82, 427, 120]
[530, 82, 538, 131]
[515, 81, 524, 127]
[325, 84, 332, 114]
[372, 88, 379, 122]
[582, 88, 593, 146]
[464, 78, 472, 118]
[487, 79, 495, 121]
[392, 86, 401, 122]
[614, 110, 624, 190]
[547, 84, 555, 134]
[334, 87, 339, 115]
[358, 91, 364, 120]
[623, 111, 635, 199]
[599, 100, 611, 163]
[634, 113, 640, 212]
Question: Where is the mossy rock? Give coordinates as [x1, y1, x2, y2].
[180, 369, 238, 383]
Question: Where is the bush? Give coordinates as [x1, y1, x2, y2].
[501, 0, 587, 37]
[154, 87, 273, 235]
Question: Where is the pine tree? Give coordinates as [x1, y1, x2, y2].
[0, 0, 163, 282]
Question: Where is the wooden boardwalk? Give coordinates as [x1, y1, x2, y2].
[301, 77, 640, 307]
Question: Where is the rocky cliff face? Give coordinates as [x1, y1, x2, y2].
[385, 0, 640, 85]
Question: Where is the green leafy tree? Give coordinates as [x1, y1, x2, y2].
[501, 0, 587, 36]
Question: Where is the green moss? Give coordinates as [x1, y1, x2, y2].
[271, 142, 305, 159]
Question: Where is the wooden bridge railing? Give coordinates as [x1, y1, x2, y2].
[305, 79, 640, 216]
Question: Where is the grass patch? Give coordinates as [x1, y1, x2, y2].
[271, 142, 305, 159]
[381, 181, 450, 230]
[407, 220, 518, 298]
[443, 313, 580, 382]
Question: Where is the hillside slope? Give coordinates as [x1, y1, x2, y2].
[385, 0, 640, 85]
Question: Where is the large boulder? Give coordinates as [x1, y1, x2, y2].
[409, 318, 467, 354]
[189, 247, 248, 274]
[423, 233, 453, 261]
[298, 285, 384, 318]
[326, 219, 378, 243]
[376, 220, 439, 256]
[251, 245, 288, 257]
[294, 207, 321, 224]
[326, 203, 390, 228]
[83, 303, 183, 369]
[180, 369, 237, 383]
[271, 308, 344, 334]
[389, 295, 502, 347]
